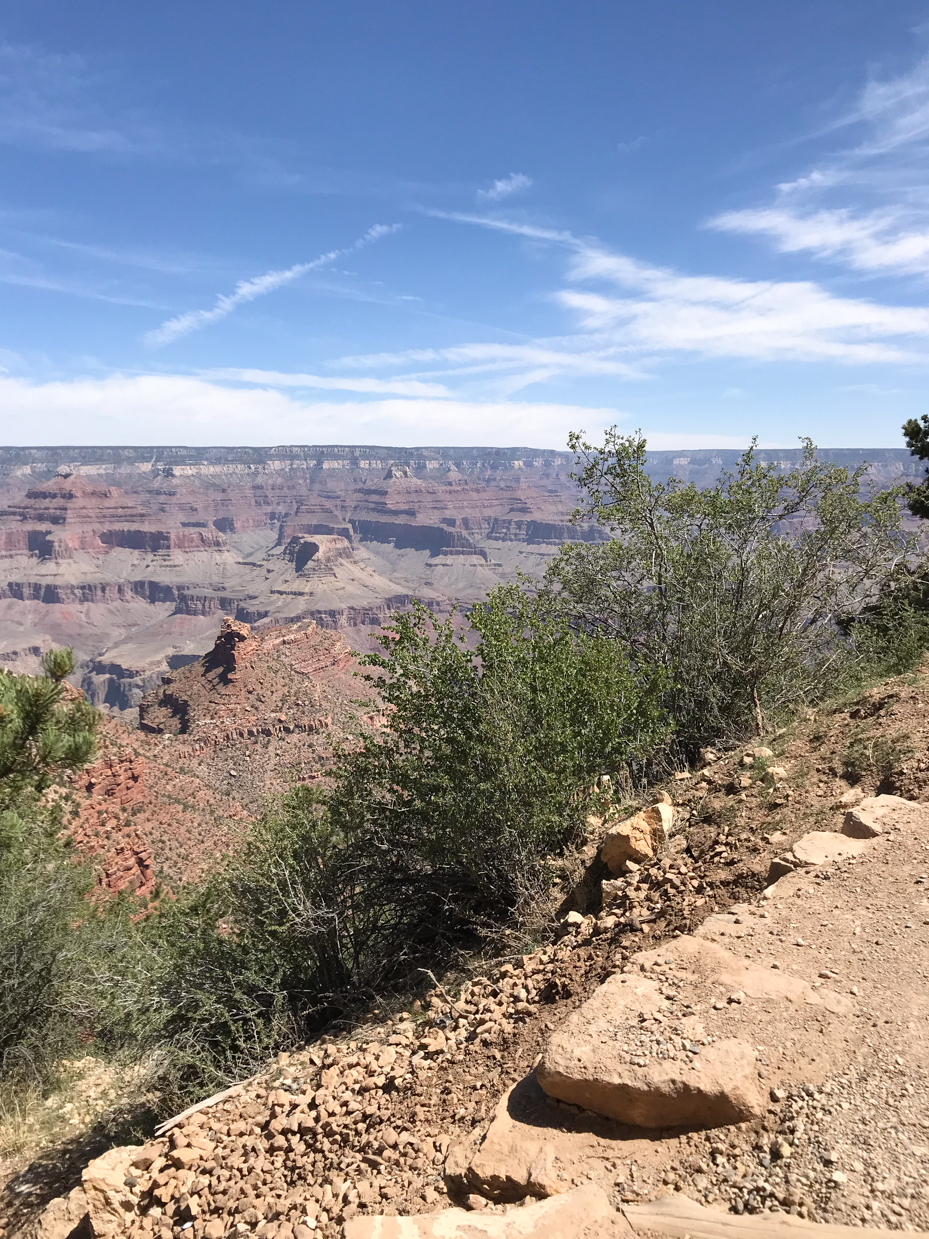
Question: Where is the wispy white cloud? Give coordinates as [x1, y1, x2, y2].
[477, 173, 533, 202]
[330, 341, 640, 380]
[709, 53, 929, 276]
[0, 245, 165, 306]
[0, 43, 163, 154]
[709, 206, 929, 275]
[144, 224, 401, 345]
[200, 367, 451, 397]
[850, 54, 929, 157]
[0, 373, 628, 448]
[423, 212, 929, 365]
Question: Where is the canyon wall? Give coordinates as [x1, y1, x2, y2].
[0, 444, 918, 711]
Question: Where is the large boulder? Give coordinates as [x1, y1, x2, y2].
[599, 803, 673, 874]
[537, 965, 764, 1128]
[537, 933, 852, 1130]
[842, 793, 921, 839]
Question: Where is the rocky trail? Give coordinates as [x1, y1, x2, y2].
[5, 667, 929, 1239]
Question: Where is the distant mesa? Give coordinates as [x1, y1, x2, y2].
[284, 534, 354, 575]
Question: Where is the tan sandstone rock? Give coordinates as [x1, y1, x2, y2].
[768, 829, 869, 881]
[343, 1183, 629, 1237]
[842, 793, 920, 839]
[790, 831, 868, 866]
[600, 803, 673, 874]
[536, 932, 852, 1130]
[536, 952, 766, 1127]
[30, 1186, 90, 1239]
[81, 1145, 143, 1238]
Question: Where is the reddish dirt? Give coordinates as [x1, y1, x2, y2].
[58, 618, 375, 895]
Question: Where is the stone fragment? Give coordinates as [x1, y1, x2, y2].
[343, 1183, 628, 1237]
[839, 787, 865, 807]
[841, 807, 883, 838]
[791, 832, 867, 867]
[31, 1186, 90, 1239]
[81, 1145, 144, 1238]
[767, 854, 800, 883]
[842, 794, 921, 839]
[600, 878, 626, 909]
[600, 803, 673, 874]
[168, 1145, 201, 1169]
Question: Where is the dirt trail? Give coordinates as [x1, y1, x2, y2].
[6, 666, 929, 1239]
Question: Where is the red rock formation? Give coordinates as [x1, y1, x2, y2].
[68, 751, 156, 897]
[0, 471, 225, 557]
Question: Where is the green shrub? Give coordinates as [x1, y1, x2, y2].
[0, 806, 97, 1084]
[544, 430, 914, 759]
[840, 728, 914, 785]
[0, 650, 100, 1089]
[107, 589, 669, 1108]
[843, 568, 929, 678]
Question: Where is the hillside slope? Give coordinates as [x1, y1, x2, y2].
[58, 617, 373, 894]
[8, 660, 929, 1239]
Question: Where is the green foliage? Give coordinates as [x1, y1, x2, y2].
[544, 429, 914, 758]
[332, 589, 669, 922]
[840, 727, 914, 786]
[841, 566, 929, 678]
[105, 590, 668, 1108]
[903, 415, 929, 519]
[0, 652, 100, 1087]
[0, 804, 97, 1083]
[0, 647, 98, 816]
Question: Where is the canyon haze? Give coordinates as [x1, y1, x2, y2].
[0, 444, 917, 714]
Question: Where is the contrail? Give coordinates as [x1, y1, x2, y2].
[145, 223, 401, 346]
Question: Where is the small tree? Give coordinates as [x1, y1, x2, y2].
[903, 415, 929, 518]
[544, 430, 912, 758]
[0, 647, 97, 817]
[0, 652, 99, 1086]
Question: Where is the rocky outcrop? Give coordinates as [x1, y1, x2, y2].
[67, 752, 156, 896]
[597, 801, 674, 874]
[284, 535, 355, 575]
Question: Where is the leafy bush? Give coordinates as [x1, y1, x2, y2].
[329, 589, 669, 925]
[108, 589, 668, 1107]
[0, 651, 100, 1088]
[840, 568, 929, 678]
[0, 808, 97, 1084]
[0, 648, 97, 818]
[544, 430, 914, 759]
[840, 728, 914, 786]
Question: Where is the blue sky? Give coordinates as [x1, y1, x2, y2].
[1, 1, 929, 448]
